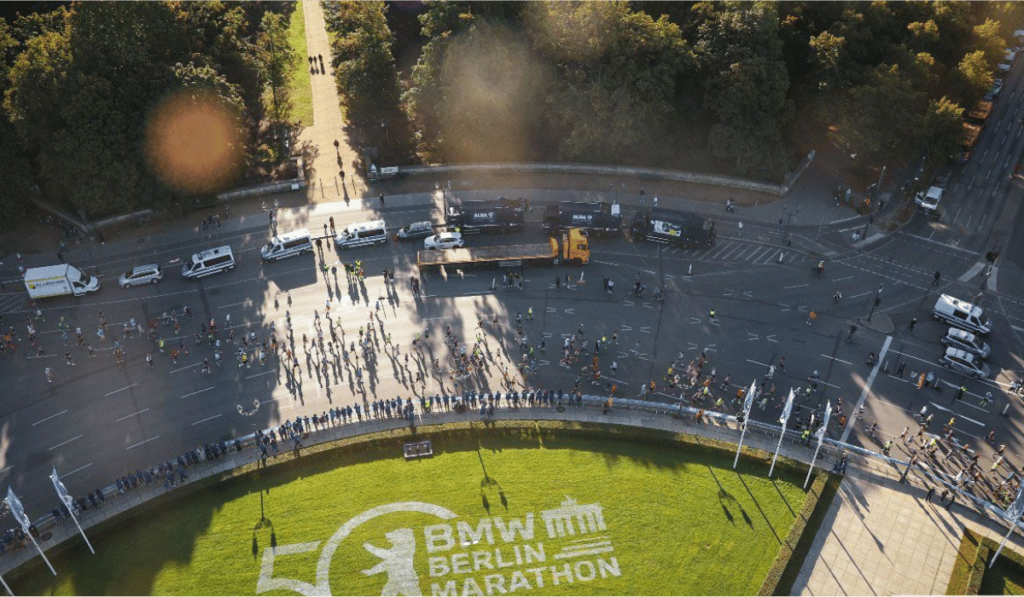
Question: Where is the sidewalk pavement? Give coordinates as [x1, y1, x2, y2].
[794, 467, 1020, 596]
[297, 0, 368, 202]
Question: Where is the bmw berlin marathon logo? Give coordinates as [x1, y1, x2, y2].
[256, 497, 621, 596]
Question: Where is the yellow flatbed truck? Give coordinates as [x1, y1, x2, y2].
[417, 229, 589, 271]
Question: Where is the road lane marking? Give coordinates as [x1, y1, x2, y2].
[32, 409, 68, 426]
[63, 462, 93, 477]
[783, 284, 808, 289]
[126, 436, 160, 450]
[105, 383, 138, 397]
[245, 370, 275, 379]
[170, 362, 202, 374]
[49, 435, 83, 451]
[116, 408, 149, 423]
[841, 336, 892, 443]
[192, 414, 223, 426]
[958, 262, 985, 282]
[821, 354, 854, 365]
[181, 386, 215, 399]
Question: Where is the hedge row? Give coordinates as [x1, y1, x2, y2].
[759, 472, 842, 596]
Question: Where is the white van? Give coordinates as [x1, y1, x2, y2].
[914, 186, 943, 212]
[261, 229, 313, 262]
[932, 294, 991, 335]
[181, 246, 235, 279]
[335, 219, 388, 249]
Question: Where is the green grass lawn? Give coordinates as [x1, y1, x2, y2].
[285, 2, 313, 127]
[982, 556, 1024, 595]
[15, 426, 809, 596]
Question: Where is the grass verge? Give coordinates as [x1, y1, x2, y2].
[948, 527, 1024, 595]
[286, 3, 313, 127]
[13, 420, 813, 596]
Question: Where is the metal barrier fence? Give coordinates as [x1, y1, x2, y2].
[0, 392, 1018, 577]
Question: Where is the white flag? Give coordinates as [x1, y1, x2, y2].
[6, 487, 30, 534]
[50, 467, 74, 507]
[1006, 483, 1024, 522]
[742, 380, 755, 415]
[816, 402, 833, 440]
[780, 389, 794, 425]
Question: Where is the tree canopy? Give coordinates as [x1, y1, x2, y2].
[401, 0, 1024, 177]
[1, 1, 295, 219]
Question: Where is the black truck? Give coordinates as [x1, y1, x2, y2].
[445, 198, 526, 234]
[542, 201, 622, 237]
[631, 208, 716, 248]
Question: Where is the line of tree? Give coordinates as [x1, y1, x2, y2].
[333, 1, 1021, 181]
[0, 1, 297, 227]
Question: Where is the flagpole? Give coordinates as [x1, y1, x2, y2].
[63, 499, 94, 555]
[991, 483, 1024, 568]
[733, 381, 756, 469]
[991, 522, 1018, 568]
[51, 468, 94, 554]
[0, 571, 13, 595]
[769, 390, 795, 478]
[805, 402, 832, 489]
[6, 487, 55, 576]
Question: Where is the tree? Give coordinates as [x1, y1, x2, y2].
[0, 20, 34, 227]
[954, 50, 994, 104]
[973, 18, 1005, 67]
[919, 97, 964, 167]
[258, 11, 294, 141]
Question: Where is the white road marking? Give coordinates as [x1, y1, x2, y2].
[32, 410, 68, 426]
[63, 462, 93, 477]
[192, 414, 223, 426]
[49, 435, 83, 451]
[181, 386, 215, 399]
[783, 284, 809, 289]
[126, 436, 161, 450]
[105, 383, 138, 397]
[821, 354, 854, 365]
[841, 336, 892, 443]
[116, 409, 149, 423]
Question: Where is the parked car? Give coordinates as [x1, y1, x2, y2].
[395, 221, 434, 241]
[985, 78, 1004, 101]
[938, 347, 990, 379]
[119, 264, 164, 288]
[941, 327, 991, 359]
[424, 232, 465, 250]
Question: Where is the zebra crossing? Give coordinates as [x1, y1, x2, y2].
[0, 292, 25, 316]
[660, 239, 810, 265]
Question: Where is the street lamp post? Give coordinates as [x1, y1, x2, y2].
[867, 284, 882, 322]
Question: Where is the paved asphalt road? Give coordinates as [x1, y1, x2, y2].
[0, 58, 1023, 521]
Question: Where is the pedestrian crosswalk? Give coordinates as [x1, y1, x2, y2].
[661, 239, 810, 265]
[0, 292, 24, 316]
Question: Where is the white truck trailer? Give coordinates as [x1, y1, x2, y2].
[24, 264, 100, 299]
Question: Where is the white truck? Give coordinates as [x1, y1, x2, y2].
[24, 264, 100, 299]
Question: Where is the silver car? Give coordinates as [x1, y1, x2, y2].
[938, 347, 990, 379]
[119, 264, 164, 288]
[941, 327, 991, 359]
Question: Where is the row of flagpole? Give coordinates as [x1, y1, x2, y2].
[727, 378, 1024, 569]
[733, 382, 827, 491]
[1, 390, 1022, 590]
[0, 468, 96, 595]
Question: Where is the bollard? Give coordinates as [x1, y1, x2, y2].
[688, 263, 692, 276]
[883, 360, 889, 374]
[578, 271, 585, 284]
[1003, 403, 1011, 417]
[491, 278, 496, 290]
[778, 252, 784, 264]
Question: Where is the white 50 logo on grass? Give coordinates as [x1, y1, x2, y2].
[256, 497, 621, 596]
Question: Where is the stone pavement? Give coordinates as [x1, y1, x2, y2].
[794, 468, 1024, 596]
[297, 0, 366, 203]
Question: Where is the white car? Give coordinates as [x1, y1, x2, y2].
[119, 264, 164, 288]
[939, 347, 990, 380]
[424, 232, 465, 250]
